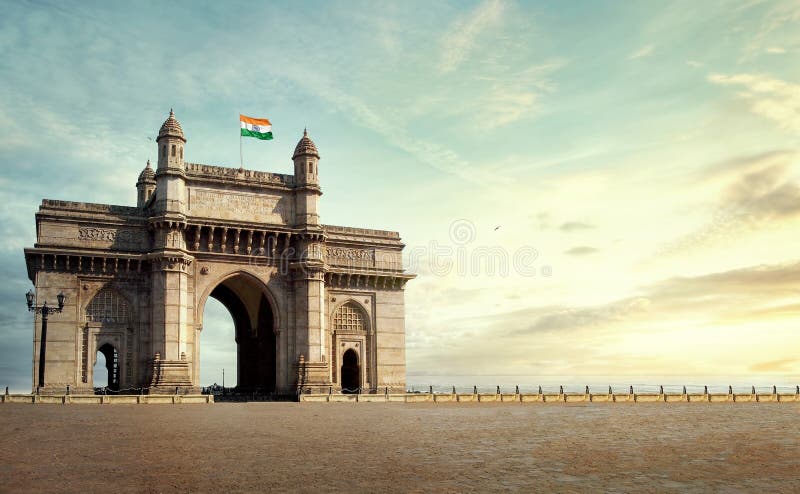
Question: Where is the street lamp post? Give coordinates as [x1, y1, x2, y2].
[26, 289, 65, 389]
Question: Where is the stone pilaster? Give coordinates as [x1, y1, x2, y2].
[290, 234, 330, 390]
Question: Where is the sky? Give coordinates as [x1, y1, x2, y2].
[1, 0, 799, 390]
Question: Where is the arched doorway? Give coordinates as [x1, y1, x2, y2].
[341, 349, 360, 393]
[201, 273, 277, 393]
[95, 343, 119, 391]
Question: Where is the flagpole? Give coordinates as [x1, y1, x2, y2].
[239, 130, 243, 169]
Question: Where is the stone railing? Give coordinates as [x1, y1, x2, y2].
[300, 389, 800, 404]
[41, 200, 141, 216]
[323, 224, 401, 240]
[1, 394, 213, 404]
[185, 162, 294, 186]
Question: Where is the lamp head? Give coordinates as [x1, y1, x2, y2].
[25, 289, 34, 309]
[57, 291, 65, 310]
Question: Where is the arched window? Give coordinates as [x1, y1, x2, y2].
[308, 163, 313, 174]
[180, 147, 183, 159]
[161, 145, 165, 158]
[333, 302, 366, 332]
[86, 288, 130, 324]
[171, 144, 176, 157]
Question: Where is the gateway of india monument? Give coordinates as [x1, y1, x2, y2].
[23, 111, 413, 395]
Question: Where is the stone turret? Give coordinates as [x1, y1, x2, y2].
[292, 129, 321, 226]
[136, 160, 156, 208]
[153, 109, 187, 215]
[293, 128, 320, 187]
[156, 109, 185, 171]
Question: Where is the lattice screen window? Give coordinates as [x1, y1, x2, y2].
[333, 302, 366, 332]
[86, 288, 130, 323]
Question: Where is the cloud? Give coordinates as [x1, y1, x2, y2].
[628, 44, 654, 60]
[720, 162, 800, 221]
[709, 73, 800, 132]
[701, 149, 795, 180]
[489, 260, 800, 337]
[749, 358, 797, 372]
[475, 60, 565, 128]
[660, 150, 800, 255]
[741, 1, 800, 61]
[766, 46, 787, 54]
[559, 221, 594, 232]
[565, 246, 599, 256]
[505, 297, 651, 336]
[686, 60, 704, 68]
[439, 0, 505, 73]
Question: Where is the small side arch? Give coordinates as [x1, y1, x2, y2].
[329, 299, 371, 334]
[85, 286, 131, 324]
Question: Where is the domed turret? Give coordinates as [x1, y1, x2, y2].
[156, 109, 186, 171]
[137, 160, 156, 184]
[158, 109, 185, 142]
[136, 160, 157, 207]
[292, 128, 321, 226]
[292, 128, 319, 160]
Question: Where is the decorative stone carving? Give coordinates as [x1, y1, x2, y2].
[326, 247, 375, 262]
[152, 256, 193, 272]
[78, 227, 138, 247]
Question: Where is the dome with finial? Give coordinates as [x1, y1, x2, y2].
[292, 128, 319, 159]
[157, 108, 185, 141]
[137, 160, 156, 184]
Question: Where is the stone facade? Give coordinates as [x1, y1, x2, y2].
[24, 111, 413, 394]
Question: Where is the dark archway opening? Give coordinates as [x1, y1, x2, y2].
[96, 343, 119, 391]
[207, 275, 276, 393]
[341, 349, 360, 393]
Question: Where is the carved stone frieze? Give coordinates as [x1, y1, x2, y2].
[326, 247, 375, 262]
[78, 227, 140, 248]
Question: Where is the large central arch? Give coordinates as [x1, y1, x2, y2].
[199, 272, 278, 392]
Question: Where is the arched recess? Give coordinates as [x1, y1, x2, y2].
[331, 300, 371, 392]
[341, 348, 360, 393]
[197, 271, 279, 392]
[84, 287, 133, 388]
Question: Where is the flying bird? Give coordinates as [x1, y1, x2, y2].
[494, 225, 502, 231]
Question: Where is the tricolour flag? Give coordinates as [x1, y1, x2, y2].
[240, 114, 273, 140]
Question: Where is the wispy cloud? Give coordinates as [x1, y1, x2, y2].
[408, 260, 800, 375]
[741, 0, 800, 61]
[628, 44, 654, 60]
[439, 0, 505, 73]
[565, 246, 599, 256]
[559, 221, 594, 232]
[502, 260, 800, 335]
[766, 46, 787, 54]
[480, 61, 564, 128]
[659, 150, 800, 255]
[750, 358, 797, 372]
[709, 73, 800, 133]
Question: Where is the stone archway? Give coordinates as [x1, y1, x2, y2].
[200, 273, 277, 393]
[341, 349, 360, 393]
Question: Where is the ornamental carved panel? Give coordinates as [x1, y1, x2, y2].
[187, 188, 289, 224]
[78, 227, 140, 248]
[326, 247, 375, 262]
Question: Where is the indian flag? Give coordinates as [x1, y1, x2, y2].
[240, 115, 273, 140]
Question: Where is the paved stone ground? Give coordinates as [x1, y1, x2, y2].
[1, 402, 799, 493]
